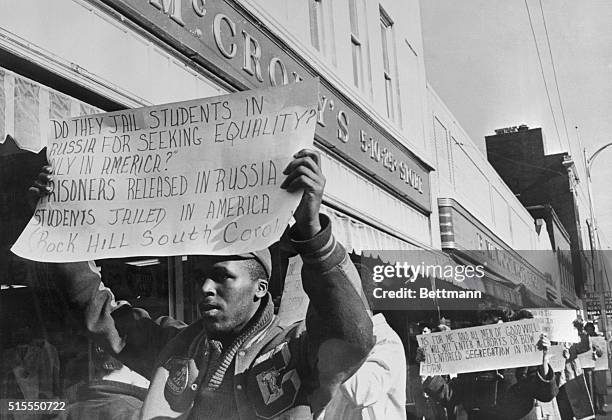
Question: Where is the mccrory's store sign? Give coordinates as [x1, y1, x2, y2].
[100, 0, 432, 212]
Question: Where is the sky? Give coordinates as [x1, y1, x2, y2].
[420, 0, 612, 249]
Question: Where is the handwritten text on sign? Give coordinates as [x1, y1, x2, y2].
[12, 80, 319, 261]
[417, 319, 543, 376]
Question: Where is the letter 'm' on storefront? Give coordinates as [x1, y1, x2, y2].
[149, 0, 185, 26]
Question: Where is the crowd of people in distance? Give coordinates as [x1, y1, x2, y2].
[413, 310, 608, 420]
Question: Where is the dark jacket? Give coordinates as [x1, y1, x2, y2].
[54, 215, 373, 419]
[59, 380, 146, 420]
[424, 365, 558, 420]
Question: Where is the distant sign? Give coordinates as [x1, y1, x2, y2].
[578, 348, 596, 370]
[591, 337, 609, 371]
[493, 125, 528, 135]
[12, 80, 318, 261]
[417, 319, 543, 376]
[277, 256, 308, 327]
[528, 308, 580, 343]
[548, 345, 566, 373]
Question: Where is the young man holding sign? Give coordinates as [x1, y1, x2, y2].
[28, 149, 374, 420]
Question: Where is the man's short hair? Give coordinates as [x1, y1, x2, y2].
[244, 259, 269, 282]
[238, 250, 272, 279]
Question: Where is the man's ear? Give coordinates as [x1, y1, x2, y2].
[255, 279, 268, 298]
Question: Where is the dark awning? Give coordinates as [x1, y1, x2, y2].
[448, 252, 523, 307]
[520, 285, 564, 308]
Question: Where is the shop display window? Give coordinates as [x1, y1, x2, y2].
[0, 67, 175, 411]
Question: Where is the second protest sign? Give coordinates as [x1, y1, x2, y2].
[417, 319, 543, 376]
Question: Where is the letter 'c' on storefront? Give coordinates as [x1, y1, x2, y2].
[213, 14, 237, 59]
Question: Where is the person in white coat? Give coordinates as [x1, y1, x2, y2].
[317, 313, 407, 420]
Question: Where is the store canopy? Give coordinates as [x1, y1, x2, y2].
[320, 206, 491, 297]
[448, 252, 523, 308]
[320, 206, 420, 256]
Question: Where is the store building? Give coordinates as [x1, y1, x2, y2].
[527, 204, 579, 309]
[410, 84, 581, 418]
[427, 87, 568, 305]
[1, 1, 588, 416]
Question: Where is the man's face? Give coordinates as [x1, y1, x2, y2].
[194, 257, 267, 336]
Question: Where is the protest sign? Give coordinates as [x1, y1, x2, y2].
[417, 319, 543, 376]
[12, 80, 319, 261]
[548, 345, 566, 373]
[591, 336, 609, 371]
[277, 256, 308, 327]
[577, 348, 596, 369]
[527, 308, 580, 343]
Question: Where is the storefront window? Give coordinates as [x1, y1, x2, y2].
[0, 67, 176, 408]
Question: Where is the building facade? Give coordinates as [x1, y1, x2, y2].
[485, 126, 593, 299]
[427, 87, 572, 302]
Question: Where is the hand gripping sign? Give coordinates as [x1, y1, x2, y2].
[12, 79, 319, 262]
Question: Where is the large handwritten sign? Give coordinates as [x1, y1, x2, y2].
[417, 319, 543, 376]
[527, 308, 580, 343]
[12, 80, 318, 261]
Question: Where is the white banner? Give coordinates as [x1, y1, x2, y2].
[527, 308, 580, 343]
[417, 319, 543, 376]
[12, 80, 319, 261]
[548, 345, 566, 373]
[578, 347, 596, 369]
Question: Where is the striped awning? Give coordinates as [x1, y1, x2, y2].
[0, 67, 101, 153]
